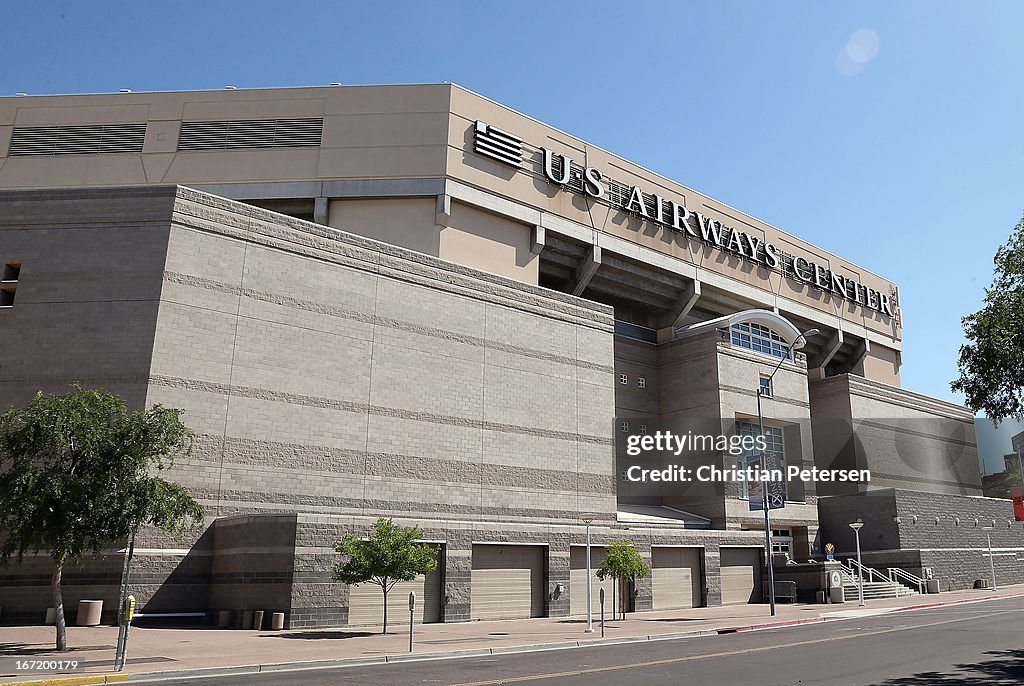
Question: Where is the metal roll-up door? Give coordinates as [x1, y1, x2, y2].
[720, 548, 762, 605]
[652, 547, 702, 610]
[348, 545, 442, 625]
[471, 545, 545, 620]
[569, 546, 613, 616]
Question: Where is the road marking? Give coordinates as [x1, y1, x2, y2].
[447, 608, 1024, 686]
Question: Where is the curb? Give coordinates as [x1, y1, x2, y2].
[0, 675, 127, 686]
[31, 591, 1024, 684]
[716, 616, 829, 634]
[889, 590, 1024, 614]
[122, 629, 721, 682]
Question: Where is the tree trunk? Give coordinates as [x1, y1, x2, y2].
[52, 561, 68, 652]
[382, 588, 389, 635]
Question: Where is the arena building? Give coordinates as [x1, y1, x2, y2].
[0, 84, 1015, 627]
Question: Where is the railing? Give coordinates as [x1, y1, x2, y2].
[843, 558, 884, 584]
[888, 567, 925, 596]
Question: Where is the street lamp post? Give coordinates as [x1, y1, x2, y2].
[981, 525, 996, 590]
[756, 327, 818, 617]
[581, 515, 595, 634]
[849, 519, 865, 606]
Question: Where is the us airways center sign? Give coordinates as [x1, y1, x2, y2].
[471, 121, 895, 318]
[541, 148, 895, 317]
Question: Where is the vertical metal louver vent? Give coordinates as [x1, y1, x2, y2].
[178, 118, 323, 151]
[8, 123, 147, 156]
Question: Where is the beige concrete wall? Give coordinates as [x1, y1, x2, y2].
[447, 86, 901, 343]
[329, 197, 440, 256]
[0, 85, 452, 187]
[0, 85, 901, 347]
[440, 201, 538, 283]
[855, 344, 901, 386]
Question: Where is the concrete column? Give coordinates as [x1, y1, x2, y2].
[633, 541, 653, 612]
[704, 542, 722, 607]
[547, 540, 570, 617]
[443, 530, 472, 622]
[313, 197, 329, 225]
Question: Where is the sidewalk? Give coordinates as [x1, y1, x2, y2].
[3, 584, 1023, 684]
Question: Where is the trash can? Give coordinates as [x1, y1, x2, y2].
[926, 579, 940, 594]
[76, 600, 103, 626]
[271, 612, 285, 630]
[254, 610, 265, 631]
[45, 607, 56, 625]
[217, 610, 232, 627]
[830, 586, 845, 603]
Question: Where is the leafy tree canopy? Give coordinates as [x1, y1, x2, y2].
[952, 214, 1024, 423]
[333, 518, 438, 634]
[0, 385, 203, 650]
[596, 540, 650, 582]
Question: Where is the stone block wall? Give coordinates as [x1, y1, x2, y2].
[818, 488, 1024, 590]
[146, 186, 617, 526]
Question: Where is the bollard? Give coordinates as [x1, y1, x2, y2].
[254, 610, 265, 631]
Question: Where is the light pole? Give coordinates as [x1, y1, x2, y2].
[580, 514, 595, 633]
[981, 525, 996, 590]
[849, 519, 865, 606]
[756, 327, 818, 616]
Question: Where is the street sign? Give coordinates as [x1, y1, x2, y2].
[1013, 487, 1024, 522]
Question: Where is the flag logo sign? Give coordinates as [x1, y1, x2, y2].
[473, 121, 523, 167]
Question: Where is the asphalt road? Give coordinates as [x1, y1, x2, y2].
[154, 596, 1024, 686]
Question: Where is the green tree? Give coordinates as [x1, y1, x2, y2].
[596, 540, 650, 620]
[952, 214, 1024, 423]
[0, 386, 204, 651]
[333, 518, 438, 635]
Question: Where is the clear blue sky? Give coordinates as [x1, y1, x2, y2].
[4, 1, 1022, 409]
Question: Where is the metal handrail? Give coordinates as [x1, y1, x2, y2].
[888, 567, 925, 595]
[845, 558, 882, 583]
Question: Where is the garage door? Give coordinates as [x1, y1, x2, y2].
[471, 545, 545, 620]
[720, 548, 762, 605]
[348, 545, 442, 625]
[569, 546, 613, 616]
[652, 547, 702, 610]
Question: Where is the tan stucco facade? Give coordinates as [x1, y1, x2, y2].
[0, 83, 901, 385]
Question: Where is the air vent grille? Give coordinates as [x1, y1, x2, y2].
[178, 118, 323, 151]
[9, 123, 147, 156]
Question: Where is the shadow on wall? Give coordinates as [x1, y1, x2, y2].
[878, 649, 1024, 685]
[143, 527, 214, 614]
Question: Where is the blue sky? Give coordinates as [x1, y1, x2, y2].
[3, 1, 1022, 408]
